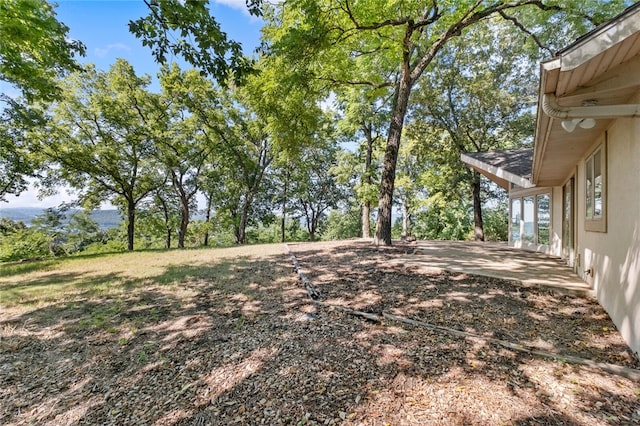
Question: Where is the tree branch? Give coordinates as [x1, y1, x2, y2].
[499, 10, 553, 56]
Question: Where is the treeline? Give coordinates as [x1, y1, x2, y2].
[1, 0, 625, 260]
[0, 202, 510, 262]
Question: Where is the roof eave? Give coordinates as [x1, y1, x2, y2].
[532, 3, 640, 185]
[557, 3, 640, 71]
[460, 153, 534, 190]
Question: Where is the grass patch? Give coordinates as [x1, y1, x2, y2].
[0, 243, 290, 346]
[0, 259, 60, 277]
[0, 244, 285, 309]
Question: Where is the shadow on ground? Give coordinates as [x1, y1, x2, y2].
[1, 241, 639, 425]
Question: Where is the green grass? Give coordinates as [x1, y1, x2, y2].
[0, 244, 285, 308]
[0, 243, 288, 341]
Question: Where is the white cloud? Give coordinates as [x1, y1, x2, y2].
[214, 0, 250, 12]
[3, 187, 76, 209]
[213, 0, 274, 18]
[94, 43, 131, 59]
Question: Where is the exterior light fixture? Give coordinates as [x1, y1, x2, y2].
[561, 118, 597, 132]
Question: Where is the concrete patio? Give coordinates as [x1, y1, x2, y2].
[390, 240, 593, 296]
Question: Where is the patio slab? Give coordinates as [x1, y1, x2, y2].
[391, 240, 593, 296]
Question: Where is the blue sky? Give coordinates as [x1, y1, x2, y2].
[5, 0, 263, 208]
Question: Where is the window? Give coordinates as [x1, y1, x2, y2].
[537, 194, 550, 245]
[510, 192, 551, 246]
[511, 198, 522, 241]
[585, 140, 607, 232]
[511, 199, 521, 242]
[523, 196, 535, 243]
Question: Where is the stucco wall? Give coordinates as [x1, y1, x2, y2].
[576, 117, 640, 357]
[550, 186, 563, 258]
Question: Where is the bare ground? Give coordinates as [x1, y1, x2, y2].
[1, 240, 639, 425]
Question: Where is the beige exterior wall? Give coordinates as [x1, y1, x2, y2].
[574, 117, 640, 357]
[508, 116, 640, 355]
[550, 186, 563, 258]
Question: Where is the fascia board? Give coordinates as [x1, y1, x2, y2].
[460, 153, 534, 189]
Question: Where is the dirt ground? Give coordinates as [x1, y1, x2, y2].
[1, 240, 639, 425]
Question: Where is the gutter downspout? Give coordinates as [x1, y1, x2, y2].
[542, 93, 640, 119]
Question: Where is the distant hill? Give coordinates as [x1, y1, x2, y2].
[0, 207, 122, 229]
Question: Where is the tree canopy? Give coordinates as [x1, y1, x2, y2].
[261, 0, 630, 245]
[129, 0, 262, 86]
[1, 0, 633, 258]
[0, 0, 85, 102]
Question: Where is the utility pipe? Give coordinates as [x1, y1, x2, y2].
[542, 93, 640, 119]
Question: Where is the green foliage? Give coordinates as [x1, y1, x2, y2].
[43, 60, 163, 250]
[81, 230, 126, 255]
[0, 209, 118, 261]
[0, 217, 26, 235]
[0, 0, 85, 102]
[0, 101, 45, 201]
[288, 130, 348, 241]
[482, 205, 509, 242]
[65, 211, 109, 252]
[411, 193, 473, 241]
[0, 227, 50, 261]
[262, 0, 632, 244]
[129, 0, 261, 86]
[321, 207, 362, 241]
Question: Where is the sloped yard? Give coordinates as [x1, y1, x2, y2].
[1, 241, 639, 425]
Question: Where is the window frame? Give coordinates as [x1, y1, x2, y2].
[509, 190, 552, 246]
[537, 193, 551, 245]
[584, 137, 607, 233]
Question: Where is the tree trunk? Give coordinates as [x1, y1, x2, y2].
[158, 195, 171, 249]
[204, 193, 212, 247]
[281, 171, 288, 243]
[178, 197, 189, 248]
[401, 199, 410, 239]
[126, 199, 135, 251]
[237, 194, 254, 245]
[362, 203, 371, 238]
[362, 123, 374, 239]
[472, 171, 485, 241]
[309, 213, 317, 242]
[374, 71, 412, 246]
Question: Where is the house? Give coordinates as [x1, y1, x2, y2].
[462, 3, 640, 357]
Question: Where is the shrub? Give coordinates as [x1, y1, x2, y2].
[0, 228, 51, 261]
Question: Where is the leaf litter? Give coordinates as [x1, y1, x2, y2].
[1, 240, 639, 425]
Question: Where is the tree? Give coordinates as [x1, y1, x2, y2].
[137, 180, 180, 249]
[0, 102, 43, 201]
[334, 86, 390, 238]
[289, 131, 346, 242]
[1, 0, 84, 201]
[404, 125, 474, 240]
[156, 65, 213, 248]
[411, 19, 536, 241]
[263, 0, 628, 245]
[395, 138, 428, 240]
[0, 0, 85, 102]
[31, 207, 67, 255]
[65, 210, 107, 253]
[176, 73, 273, 244]
[243, 52, 328, 242]
[42, 60, 162, 251]
[129, 0, 261, 86]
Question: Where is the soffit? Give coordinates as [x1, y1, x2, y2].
[532, 4, 640, 186]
